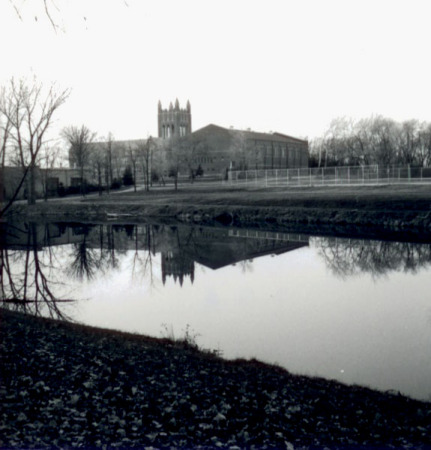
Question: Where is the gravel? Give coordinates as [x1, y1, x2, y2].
[1, 308, 431, 449]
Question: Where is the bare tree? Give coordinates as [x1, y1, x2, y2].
[9, 0, 129, 31]
[90, 144, 106, 196]
[151, 139, 166, 186]
[62, 124, 96, 196]
[230, 131, 249, 170]
[417, 122, 431, 167]
[0, 77, 69, 212]
[128, 142, 139, 193]
[0, 106, 12, 168]
[138, 136, 156, 191]
[38, 144, 62, 201]
[166, 135, 206, 189]
[104, 132, 114, 193]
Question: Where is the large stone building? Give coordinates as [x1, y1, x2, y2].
[182, 123, 309, 177]
[66, 99, 308, 187]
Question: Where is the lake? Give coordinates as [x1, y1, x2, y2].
[1, 221, 431, 401]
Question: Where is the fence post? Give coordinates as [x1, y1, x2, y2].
[265, 170, 268, 187]
[246, 170, 248, 185]
[309, 168, 312, 186]
[276, 169, 278, 186]
[348, 166, 350, 185]
[298, 168, 300, 186]
[408, 164, 411, 183]
[322, 167, 324, 186]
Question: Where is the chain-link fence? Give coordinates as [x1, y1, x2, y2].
[227, 165, 431, 187]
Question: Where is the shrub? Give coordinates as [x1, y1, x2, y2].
[111, 179, 122, 190]
[196, 164, 204, 177]
[122, 167, 134, 186]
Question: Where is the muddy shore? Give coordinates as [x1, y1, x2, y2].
[1, 308, 431, 449]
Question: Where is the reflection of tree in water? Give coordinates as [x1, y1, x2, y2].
[315, 237, 431, 279]
[238, 259, 254, 274]
[68, 225, 121, 281]
[130, 224, 158, 286]
[0, 223, 74, 320]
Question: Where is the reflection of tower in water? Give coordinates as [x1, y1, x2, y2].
[161, 251, 195, 286]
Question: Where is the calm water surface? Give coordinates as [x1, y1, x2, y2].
[1, 222, 431, 401]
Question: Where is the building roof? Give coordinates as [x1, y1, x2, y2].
[192, 124, 307, 144]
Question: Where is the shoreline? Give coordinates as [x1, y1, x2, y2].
[1, 308, 431, 448]
[4, 184, 431, 238]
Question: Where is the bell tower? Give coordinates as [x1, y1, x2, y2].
[158, 99, 192, 139]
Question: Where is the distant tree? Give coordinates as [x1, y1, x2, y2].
[62, 125, 96, 196]
[311, 115, 431, 168]
[229, 130, 262, 170]
[166, 135, 206, 189]
[151, 140, 166, 186]
[417, 122, 431, 167]
[38, 144, 62, 201]
[230, 131, 249, 170]
[127, 143, 139, 193]
[90, 145, 106, 196]
[104, 132, 115, 194]
[137, 136, 156, 191]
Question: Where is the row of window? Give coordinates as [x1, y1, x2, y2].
[160, 124, 189, 138]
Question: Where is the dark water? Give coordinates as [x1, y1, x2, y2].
[1, 221, 431, 401]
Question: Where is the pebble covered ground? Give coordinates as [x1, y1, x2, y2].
[1, 308, 431, 449]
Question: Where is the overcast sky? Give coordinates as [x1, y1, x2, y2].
[1, 0, 430, 142]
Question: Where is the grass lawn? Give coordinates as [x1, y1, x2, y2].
[79, 182, 431, 212]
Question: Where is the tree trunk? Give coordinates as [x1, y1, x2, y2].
[98, 167, 102, 196]
[28, 164, 37, 205]
[133, 164, 137, 193]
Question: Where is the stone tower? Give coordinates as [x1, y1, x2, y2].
[158, 99, 192, 139]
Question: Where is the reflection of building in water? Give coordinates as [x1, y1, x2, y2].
[1, 222, 309, 285]
[188, 227, 308, 270]
[161, 251, 195, 285]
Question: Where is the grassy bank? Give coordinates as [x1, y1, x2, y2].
[5, 184, 431, 238]
[1, 308, 431, 449]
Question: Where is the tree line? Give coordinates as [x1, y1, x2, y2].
[63, 126, 164, 196]
[309, 116, 431, 168]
